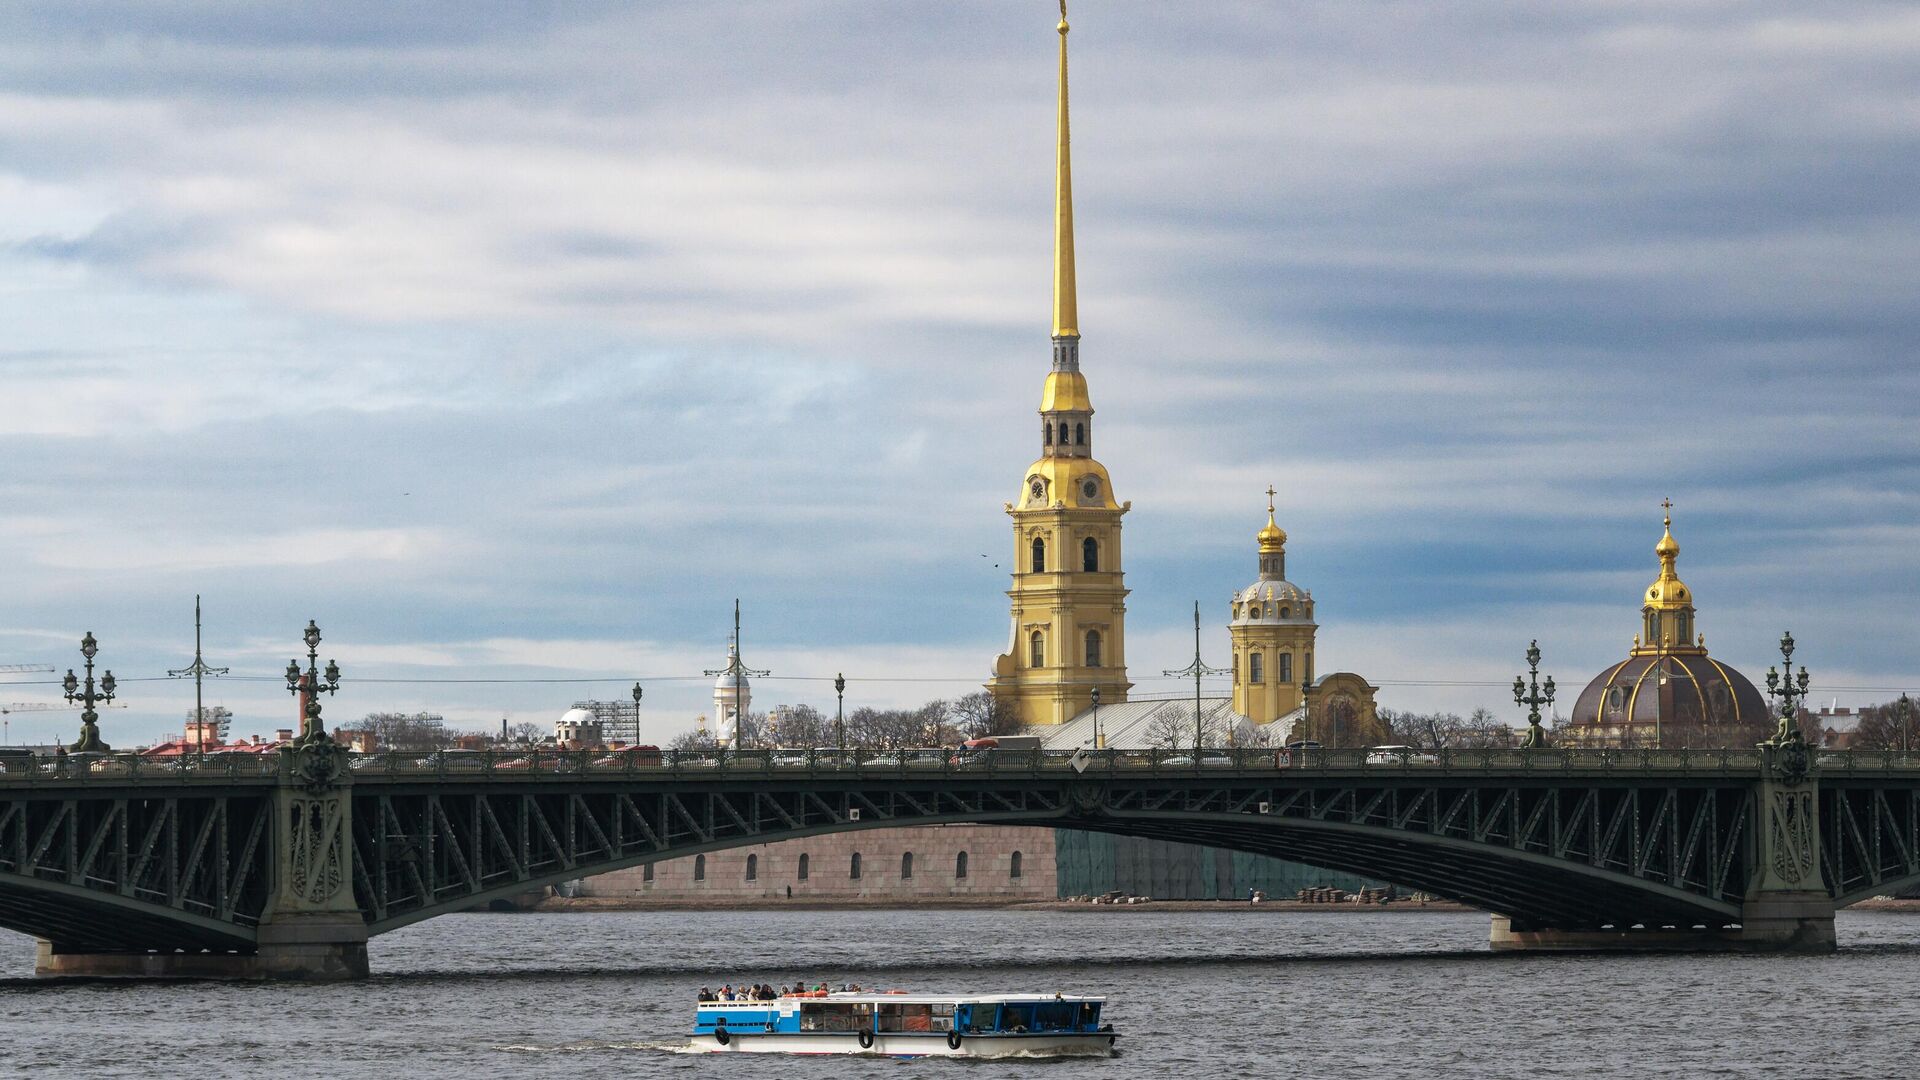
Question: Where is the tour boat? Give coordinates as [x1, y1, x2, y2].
[688, 991, 1116, 1058]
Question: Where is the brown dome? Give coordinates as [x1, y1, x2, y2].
[1567, 653, 1768, 748]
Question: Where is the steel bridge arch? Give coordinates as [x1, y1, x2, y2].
[359, 777, 1754, 935]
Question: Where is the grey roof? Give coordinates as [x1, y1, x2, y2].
[1027, 696, 1261, 750]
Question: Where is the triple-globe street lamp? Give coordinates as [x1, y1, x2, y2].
[62, 631, 115, 753]
[1513, 639, 1555, 750]
[1765, 631, 1811, 747]
[284, 620, 342, 746]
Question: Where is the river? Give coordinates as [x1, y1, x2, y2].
[2, 908, 1915, 1078]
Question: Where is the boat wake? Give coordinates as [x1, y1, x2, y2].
[494, 1039, 697, 1055]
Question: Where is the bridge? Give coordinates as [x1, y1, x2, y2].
[3, 741, 1914, 978]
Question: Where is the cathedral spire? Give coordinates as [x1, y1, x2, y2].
[1051, 0, 1079, 344]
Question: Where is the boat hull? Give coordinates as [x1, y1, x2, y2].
[687, 1031, 1116, 1058]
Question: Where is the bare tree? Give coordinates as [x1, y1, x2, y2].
[1841, 701, 1918, 752]
[762, 704, 829, 748]
[951, 691, 1021, 739]
[339, 712, 455, 752]
[501, 721, 545, 745]
[845, 706, 925, 749]
[1142, 704, 1227, 750]
[669, 726, 717, 751]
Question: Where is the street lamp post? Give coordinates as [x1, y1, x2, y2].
[283, 620, 342, 747]
[1163, 602, 1230, 752]
[168, 595, 229, 751]
[61, 631, 115, 753]
[1898, 693, 1913, 758]
[631, 682, 644, 745]
[835, 673, 847, 751]
[1513, 639, 1555, 750]
[1764, 631, 1811, 747]
[703, 600, 768, 749]
[1091, 686, 1103, 750]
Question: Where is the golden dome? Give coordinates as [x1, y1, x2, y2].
[1040, 370, 1092, 413]
[1017, 455, 1120, 510]
[1256, 485, 1287, 550]
[1257, 513, 1287, 551]
[1644, 504, 1691, 611]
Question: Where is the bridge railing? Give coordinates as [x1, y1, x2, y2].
[0, 749, 286, 785]
[12, 745, 1920, 786]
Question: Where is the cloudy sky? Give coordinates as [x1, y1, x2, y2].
[1, 1, 1915, 746]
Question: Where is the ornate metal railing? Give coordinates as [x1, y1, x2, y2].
[12, 745, 1920, 786]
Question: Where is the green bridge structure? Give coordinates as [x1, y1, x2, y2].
[4, 741, 1917, 979]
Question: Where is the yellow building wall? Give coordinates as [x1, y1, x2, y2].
[1230, 623, 1315, 724]
[989, 477, 1132, 726]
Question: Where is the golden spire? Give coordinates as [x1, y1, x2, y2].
[1644, 498, 1692, 613]
[1051, 0, 1078, 339]
[1655, 497, 1679, 563]
[1257, 484, 1287, 551]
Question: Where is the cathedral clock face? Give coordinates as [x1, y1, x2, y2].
[1081, 479, 1099, 500]
[1030, 479, 1046, 500]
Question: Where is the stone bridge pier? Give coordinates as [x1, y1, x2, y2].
[34, 741, 369, 980]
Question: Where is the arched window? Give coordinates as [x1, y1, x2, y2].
[1030, 630, 1045, 667]
[1031, 538, 1045, 573]
[1249, 604, 1262, 619]
[1085, 630, 1102, 668]
[850, 852, 862, 879]
[1279, 606, 1290, 619]
[1279, 652, 1293, 684]
[1059, 422, 1070, 445]
[956, 851, 969, 879]
[745, 853, 758, 881]
[1010, 850, 1023, 878]
[693, 854, 706, 881]
[1043, 422, 1052, 445]
[1082, 537, 1098, 572]
[1249, 652, 1264, 684]
[901, 852, 914, 879]
[1075, 422, 1085, 445]
[642, 862, 654, 882]
[1648, 612, 1663, 644]
[798, 853, 810, 881]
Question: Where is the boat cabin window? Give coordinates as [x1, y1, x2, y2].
[798, 1001, 872, 1033]
[878, 1002, 953, 1033]
[985, 1000, 1100, 1033]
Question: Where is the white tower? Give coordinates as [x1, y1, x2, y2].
[711, 642, 752, 748]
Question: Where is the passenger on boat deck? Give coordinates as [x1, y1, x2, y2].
[697, 987, 714, 1002]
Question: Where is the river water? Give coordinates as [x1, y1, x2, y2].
[2, 908, 1916, 1079]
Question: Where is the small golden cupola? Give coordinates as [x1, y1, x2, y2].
[1256, 486, 1288, 578]
[1636, 500, 1701, 655]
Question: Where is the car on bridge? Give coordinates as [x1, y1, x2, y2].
[860, 750, 950, 770]
[1364, 745, 1442, 765]
[591, 746, 663, 769]
[1157, 752, 1235, 767]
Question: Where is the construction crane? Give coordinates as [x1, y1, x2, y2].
[0, 700, 120, 745]
[0, 664, 56, 674]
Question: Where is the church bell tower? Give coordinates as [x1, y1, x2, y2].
[989, 2, 1132, 726]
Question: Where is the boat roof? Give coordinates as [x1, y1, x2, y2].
[703, 993, 1105, 1006]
